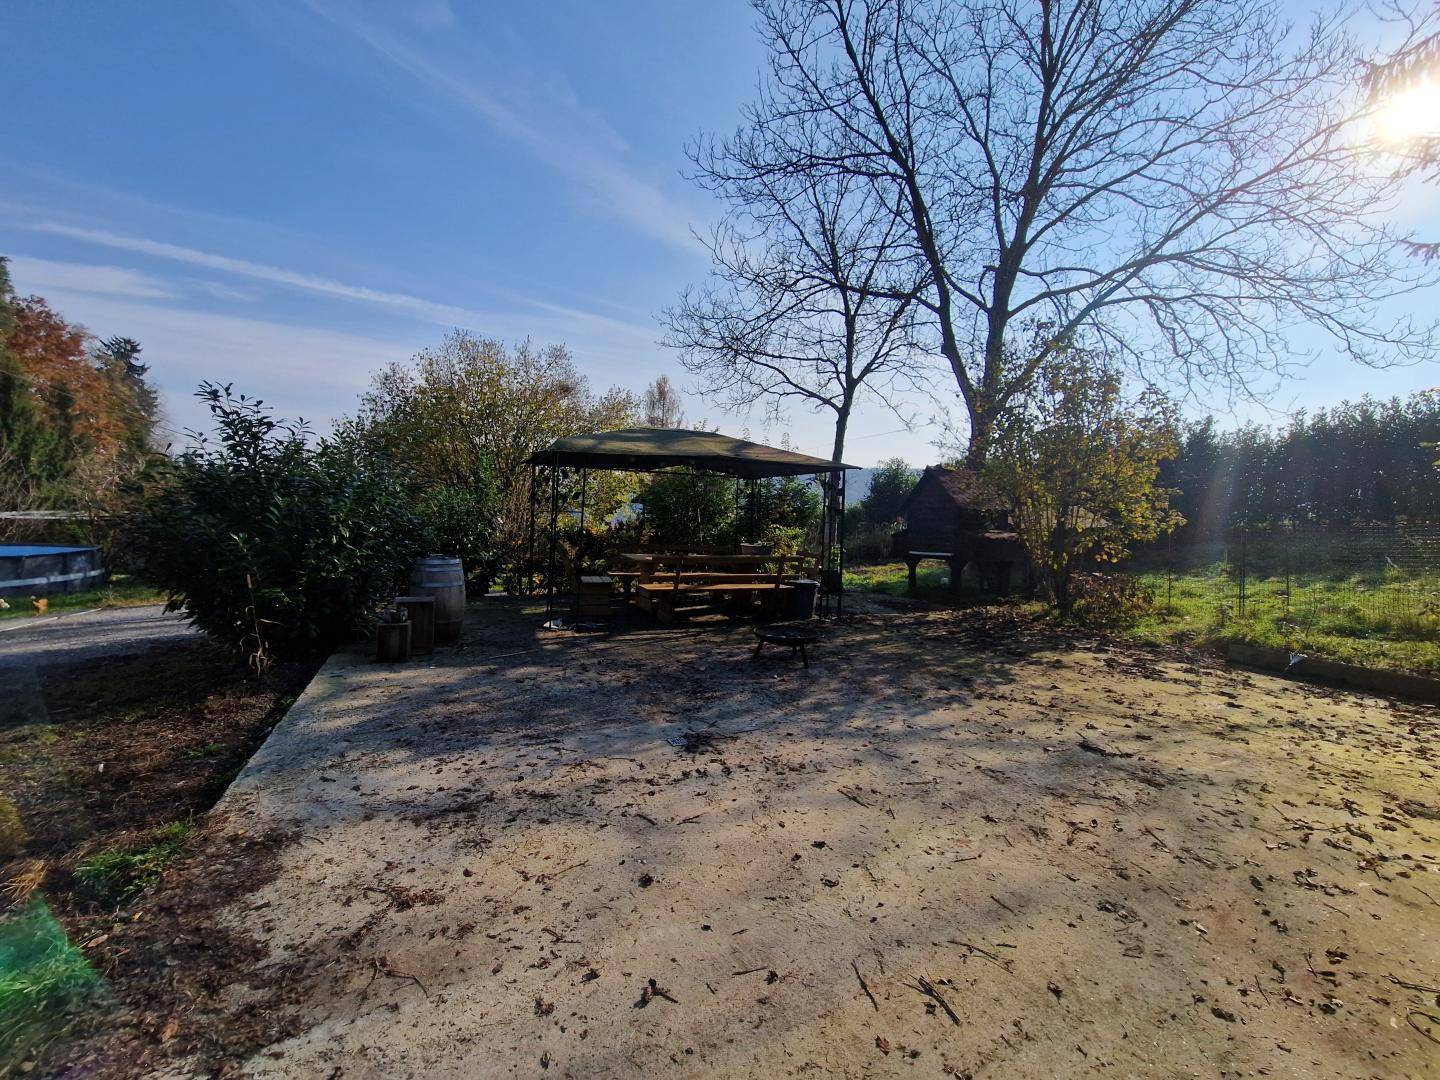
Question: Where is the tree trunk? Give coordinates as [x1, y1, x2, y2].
[1052, 565, 1073, 617]
[831, 405, 851, 464]
[965, 403, 998, 468]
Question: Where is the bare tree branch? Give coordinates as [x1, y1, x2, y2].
[663, 165, 927, 461]
[711, 0, 1440, 462]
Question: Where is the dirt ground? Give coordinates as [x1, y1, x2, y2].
[0, 620, 318, 1076]
[100, 601, 1440, 1077]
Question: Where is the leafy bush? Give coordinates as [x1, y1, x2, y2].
[637, 470, 737, 548]
[414, 483, 501, 592]
[127, 385, 426, 670]
[1066, 572, 1154, 628]
[845, 523, 894, 564]
[761, 524, 807, 556]
[632, 472, 824, 552]
[984, 352, 1181, 616]
[747, 476, 822, 538]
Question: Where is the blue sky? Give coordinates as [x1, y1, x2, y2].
[1, 0, 1437, 465]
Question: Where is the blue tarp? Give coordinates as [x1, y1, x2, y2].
[0, 545, 95, 557]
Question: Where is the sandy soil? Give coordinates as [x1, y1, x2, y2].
[170, 601, 1438, 1078]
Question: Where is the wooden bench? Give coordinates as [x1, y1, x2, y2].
[618, 550, 820, 623]
[635, 580, 793, 623]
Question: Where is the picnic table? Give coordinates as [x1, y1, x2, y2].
[618, 552, 802, 569]
[618, 551, 815, 623]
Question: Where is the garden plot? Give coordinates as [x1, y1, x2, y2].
[139, 603, 1438, 1078]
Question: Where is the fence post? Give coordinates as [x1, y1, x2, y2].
[1165, 530, 1174, 613]
[1237, 527, 1247, 620]
[1283, 521, 1291, 622]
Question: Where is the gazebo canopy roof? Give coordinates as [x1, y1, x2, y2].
[529, 427, 856, 479]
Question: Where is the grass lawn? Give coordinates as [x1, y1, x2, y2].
[843, 560, 950, 597]
[0, 576, 165, 620]
[1130, 564, 1440, 676]
[846, 559, 1440, 676]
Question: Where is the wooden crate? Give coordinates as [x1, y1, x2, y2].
[575, 575, 613, 617]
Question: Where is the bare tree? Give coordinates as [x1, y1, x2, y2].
[1365, 6, 1440, 258]
[711, 0, 1438, 463]
[664, 166, 924, 462]
[642, 374, 687, 428]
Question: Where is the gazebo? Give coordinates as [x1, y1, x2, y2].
[526, 427, 856, 621]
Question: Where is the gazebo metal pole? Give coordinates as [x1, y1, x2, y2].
[816, 471, 829, 618]
[578, 468, 588, 571]
[526, 462, 537, 596]
[837, 468, 847, 617]
[545, 457, 561, 622]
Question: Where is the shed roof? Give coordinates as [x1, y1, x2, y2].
[898, 465, 1005, 513]
[529, 427, 856, 479]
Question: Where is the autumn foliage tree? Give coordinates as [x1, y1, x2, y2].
[0, 256, 159, 518]
[983, 353, 1182, 616]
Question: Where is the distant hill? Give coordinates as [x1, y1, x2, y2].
[844, 465, 920, 504]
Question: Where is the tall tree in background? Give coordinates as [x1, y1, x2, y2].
[94, 335, 159, 453]
[643, 374, 686, 428]
[716, 0, 1438, 463]
[857, 457, 916, 526]
[665, 168, 922, 462]
[345, 332, 640, 582]
[0, 257, 157, 515]
[1160, 392, 1440, 530]
[0, 260, 62, 510]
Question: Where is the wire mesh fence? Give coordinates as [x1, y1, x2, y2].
[1128, 523, 1440, 673]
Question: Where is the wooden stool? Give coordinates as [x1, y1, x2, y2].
[376, 620, 412, 662]
[395, 595, 436, 652]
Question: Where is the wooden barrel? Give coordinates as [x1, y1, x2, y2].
[410, 555, 466, 643]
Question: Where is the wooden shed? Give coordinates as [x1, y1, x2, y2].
[890, 466, 1028, 593]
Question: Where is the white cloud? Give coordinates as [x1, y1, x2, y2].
[298, 0, 703, 255]
[6, 255, 174, 299]
[33, 288, 407, 435]
[190, 279, 264, 302]
[23, 222, 663, 359]
[29, 222, 485, 326]
[28, 280, 670, 438]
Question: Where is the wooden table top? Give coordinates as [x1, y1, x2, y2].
[619, 552, 793, 566]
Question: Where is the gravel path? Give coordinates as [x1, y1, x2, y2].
[0, 605, 198, 728]
[0, 604, 196, 671]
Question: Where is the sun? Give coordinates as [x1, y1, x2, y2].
[1375, 77, 1440, 144]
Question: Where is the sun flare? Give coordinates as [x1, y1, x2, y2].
[1376, 78, 1440, 144]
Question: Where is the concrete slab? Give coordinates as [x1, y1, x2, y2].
[203, 600, 1439, 1078]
